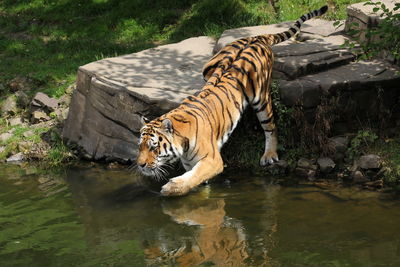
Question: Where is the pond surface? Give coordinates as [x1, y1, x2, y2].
[0, 163, 400, 267]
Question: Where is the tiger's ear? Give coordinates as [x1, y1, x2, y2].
[162, 118, 173, 134]
[140, 116, 150, 125]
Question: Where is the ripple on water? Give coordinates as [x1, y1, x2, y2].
[0, 163, 400, 266]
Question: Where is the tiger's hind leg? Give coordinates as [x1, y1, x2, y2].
[254, 98, 279, 166]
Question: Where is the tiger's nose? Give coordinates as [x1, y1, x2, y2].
[139, 163, 146, 168]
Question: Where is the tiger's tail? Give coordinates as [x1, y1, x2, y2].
[269, 5, 328, 45]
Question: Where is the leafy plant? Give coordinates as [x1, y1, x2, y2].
[347, 129, 378, 160]
[334, 1, 400, 61]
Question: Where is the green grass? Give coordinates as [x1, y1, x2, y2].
[0, 0, 362, 98]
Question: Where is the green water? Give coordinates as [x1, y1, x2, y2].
[0, 164, 399, 267]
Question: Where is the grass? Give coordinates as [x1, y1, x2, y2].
[0, 0, 362, 98]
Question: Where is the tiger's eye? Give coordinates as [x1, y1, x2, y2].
[159, 136, 163, 141]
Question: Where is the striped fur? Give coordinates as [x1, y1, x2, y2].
[137, 5, 328, 196]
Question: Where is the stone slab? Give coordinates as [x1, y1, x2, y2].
[346, 0, 400, 25]
[213, 19, 346, 54]
[80, 36, 215, 103]
[63, 36, 216, 161]
[279, 60, 400, 107]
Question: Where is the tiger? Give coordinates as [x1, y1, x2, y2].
[137, 5, 329, 196]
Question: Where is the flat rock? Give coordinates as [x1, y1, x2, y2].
[31, 92, 59, 111]
[347, 0, 400, 25]
[31, 110, 51, 123]
[214, 19, 352, 80]
[63, 36, 216, 161]
[214, 19, 345, 53]
[358, 154, 381, 169]
[317, 157, 336, 173]
[279, 60, 400, 107]
[80, 36, 215, 104]
[328, 136, 349, 153]
[9, 117, 24, 126]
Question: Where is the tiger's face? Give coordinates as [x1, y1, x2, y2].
[137, 117, 178, 179]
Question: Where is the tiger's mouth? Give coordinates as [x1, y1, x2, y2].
[138, 165, 155, 176]
[138, 163, 169, 181]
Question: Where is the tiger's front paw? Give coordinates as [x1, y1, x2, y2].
[161, 177, 190, 196]
[260, 151, 279, 166]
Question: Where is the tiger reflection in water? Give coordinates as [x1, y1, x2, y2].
[143, 192, 248, 266]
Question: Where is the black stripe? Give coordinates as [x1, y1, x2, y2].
[236, 39, 248, 45]
[237, 56, 258, 72]
[253, 97, 261, 107]
[260, 117, 272, 124]
[226, 85, 243, 113]
[222, 55, 234, 62]
[187, 96, 217, 125]
[226, 76, 250, 104]
[183, 110, 199, 156]
[188, 147, 199, 161]
[216, 84, 230, 100]
[295, 21, 301, 28]
[182, 102, 215, 153]
[202, 62, 219, 77]
[226, 108, 234, 131]
[256, 101, 268, 113]
[172, 114, 190, 123]
[284, 31, 292, 39]
[300, 15, 306, 21]
[227, 43, 241, 49]
[218, 50, 232, 55]
[230, 63, 257, 95]
[289, 27, 297, 34]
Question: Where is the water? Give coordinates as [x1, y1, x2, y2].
[1, 163, 400, 267]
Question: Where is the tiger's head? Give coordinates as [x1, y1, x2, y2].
[137, 116, 180, 179]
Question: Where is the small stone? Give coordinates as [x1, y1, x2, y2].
[23, 130, 34, 138]
[328, 136, 349, 153]
[107, 162, 122, 169]
[9, 117, 23, 126]
[317, 157, 336, 173]
[297, 158, 314, 169]
[6, 152, 24, 162]
[275, 159, 288, 170]
[358, 154, 381, 169]
[1, 95, 18, 116]
[0, 132, 13, 142]
[365, 179, 383, 189]
[352, 170, 369, 183]
[31, 92, 59, 112]
[31, 110, 51, 124]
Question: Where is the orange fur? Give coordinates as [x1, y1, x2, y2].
[137, 6, 328, 196]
